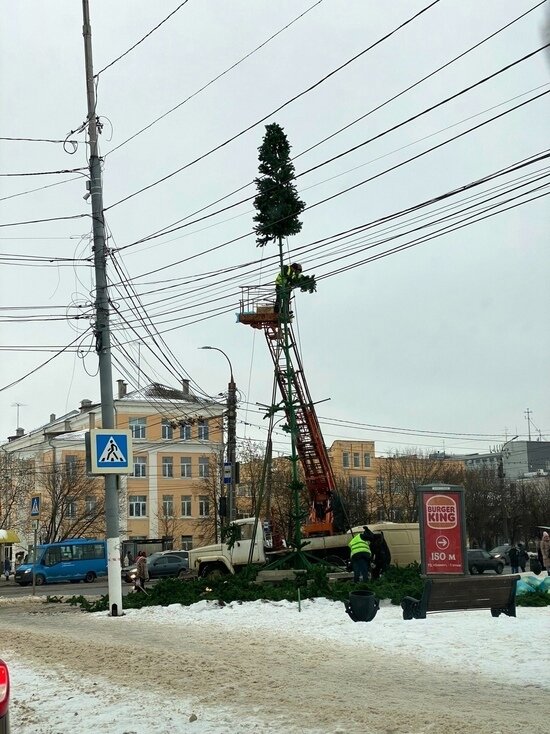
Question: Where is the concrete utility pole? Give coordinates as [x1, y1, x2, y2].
[82, 0, 123, 616]
[200, 347, 237, 523]
[499, 435, 518, 543]
[524, 408, 532, 442]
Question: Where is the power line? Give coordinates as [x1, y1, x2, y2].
[0, 167, 87, 177]
[95, 0, 191, 76]
[105, 0, 325, 157]
[0, 136, 79, 145]
[112, 182, 550, 336]
[0, 175, 83, 203]
[113, 89, 550, 286]
[104, 0, 442, 211]
[293, 0, 549, 162]
[0, 213, 89, 229]
[0, 332, 91, 394]
[106, 151, 549, 314]
[115, 45, 550, 254]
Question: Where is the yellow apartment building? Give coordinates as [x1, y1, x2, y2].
[327, 439, 379, 492]
[1, 381, 224, 553]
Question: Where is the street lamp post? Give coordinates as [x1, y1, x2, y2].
[498, 435, 518, 542]
[199, 347, 237, 525]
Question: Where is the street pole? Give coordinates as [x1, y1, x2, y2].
[200, 347, 237, 523]
[499, 435, 518, 544]
[82, 0, 123, 616]
[227, 374, 237, 523]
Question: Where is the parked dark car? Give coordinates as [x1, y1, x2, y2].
[489, 545, 511, 564]
[122, 552, 189, 584]
[468, 549, 505, 574]
[0, 659, 10, 734]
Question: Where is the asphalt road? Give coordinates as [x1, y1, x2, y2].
[0, 579, 136, 598]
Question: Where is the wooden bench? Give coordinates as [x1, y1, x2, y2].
[401, 574, 520, 620]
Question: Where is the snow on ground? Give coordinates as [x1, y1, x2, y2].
[3, 587, 550, 733]
[115, 596, 550, 688]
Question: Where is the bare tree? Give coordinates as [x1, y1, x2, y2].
[40, 458, 105, 543]
[374, 450, 465, 522]
[0, 453, 34, 535]
[194, 450, 223, 545]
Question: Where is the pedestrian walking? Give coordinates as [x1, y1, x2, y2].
[517, 543, 529, 573]
[134, 550, 149, 592]
[540, 531, 550, 576]
[3, 557, 11, 581]
[508, 544, 519, 574]
[348, 529, 372, 583]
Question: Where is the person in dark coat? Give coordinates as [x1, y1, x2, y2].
[517, 543, 529, 573]
[508, 544, 519, 574]
[365, 528, 392, 581]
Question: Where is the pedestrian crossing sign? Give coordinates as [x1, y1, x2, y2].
[88, 429, 133, 474]
[30, 496, 41, 517]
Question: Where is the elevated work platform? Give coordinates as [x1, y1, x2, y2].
[239, 286, 336, 537]
[237, 285, 290, 329]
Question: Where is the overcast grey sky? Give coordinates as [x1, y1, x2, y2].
[1, 0, 549, 458]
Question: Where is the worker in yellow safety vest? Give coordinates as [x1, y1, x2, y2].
[348, 530, 372, 583]
[275, 263, 303, 312]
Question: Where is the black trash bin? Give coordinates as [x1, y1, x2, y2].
[345, 589, 379, 623]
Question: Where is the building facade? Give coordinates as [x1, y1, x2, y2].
[1, 381, 225, 553]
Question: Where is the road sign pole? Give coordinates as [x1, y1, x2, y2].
[83, 0, 123, 617]
[31, 524, 37, 596]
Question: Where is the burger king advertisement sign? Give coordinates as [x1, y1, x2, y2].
[418, 485, 467, 575]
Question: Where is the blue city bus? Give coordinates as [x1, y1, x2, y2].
[14, 538, 107, 586]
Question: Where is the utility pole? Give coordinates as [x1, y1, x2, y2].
[227, 375, 237, 523]
[498, 435, 518, 543]
[524, 408, 532, 441]
[200, 347, 237, 524]
[82, 0, 123, 616]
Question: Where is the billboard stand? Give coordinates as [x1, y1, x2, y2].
[417, 484, 468, 576]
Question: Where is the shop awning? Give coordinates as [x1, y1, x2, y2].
[0, 529, 21, 543]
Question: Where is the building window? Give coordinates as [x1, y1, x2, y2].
[364, 453, 371, 468]
[199, 496, 210, 517]
[132, 456, 147, 477]
[199, 457, 209, 478]
[65, 455, 78, 479]
[350, 476, 367, 491]
[129, 417, 146, 439]
[198, 420, 209, 440]
[180, 457, 192, 478]
[129, 495, 147, 517]
[85, 496, 97, 515]
[353, 452, 360, 468]
[162, 457, 174, 478]
[342, 452, 350, 468]
[181, 495, 192, 517]
[181, 535, 193, 551]
[66, 497, 77, 518]
[161, 420, 173, 440]
[162, 495, 174, 517]
[376, 477, 384, 492]
[180, 422, 191, 440]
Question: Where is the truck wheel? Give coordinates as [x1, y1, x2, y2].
[202, 565, 227, 580]
[35, 574, 46, 586]
[85, 571, 96, 583]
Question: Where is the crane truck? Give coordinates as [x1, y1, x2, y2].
[187, 284, 420, 578]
